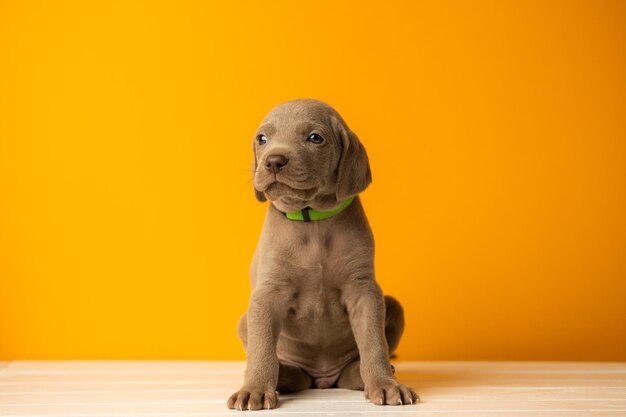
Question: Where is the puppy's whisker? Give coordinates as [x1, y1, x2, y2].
[240, 178, 254, 192]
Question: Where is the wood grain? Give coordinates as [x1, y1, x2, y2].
[1, 361, 625, 416]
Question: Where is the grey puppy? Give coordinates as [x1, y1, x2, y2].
[227, 99, 419, 410]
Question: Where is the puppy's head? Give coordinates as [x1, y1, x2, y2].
[252, 99, 371, 213]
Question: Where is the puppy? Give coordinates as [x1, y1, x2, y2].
[227, 99, 418, 410]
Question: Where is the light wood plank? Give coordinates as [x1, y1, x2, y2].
[1, 361, 625, 417]
[3, 387, 626, 402]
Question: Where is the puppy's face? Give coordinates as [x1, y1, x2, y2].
[252, 99, 371, 213]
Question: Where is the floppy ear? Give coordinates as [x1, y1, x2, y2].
[335, 121, 372, 201]
[252, 144, 267, 202]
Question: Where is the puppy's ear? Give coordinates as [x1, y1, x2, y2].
[334, 118, 372, 201]
[252, 144, 267, 202]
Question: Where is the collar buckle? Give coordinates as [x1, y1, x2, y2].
[301, 208, 311, 222]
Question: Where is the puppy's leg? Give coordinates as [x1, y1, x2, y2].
[337, 296, 404, 390]
[227, 285, 290, 411]
[277, 363, 312, 393]
[239, 313, 311, 393]
[383, 295, 405, 355]
[342, 281, 419, 406]
[237, 313, 249, 349]
[336, 360, 364, 390]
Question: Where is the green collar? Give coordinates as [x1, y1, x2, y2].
[283, 196, 355, 222]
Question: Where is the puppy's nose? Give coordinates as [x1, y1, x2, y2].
[264, 154, 289, 173]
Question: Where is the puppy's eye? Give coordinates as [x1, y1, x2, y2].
[307, 133, 324, 144]
[257, 134, 268, 145]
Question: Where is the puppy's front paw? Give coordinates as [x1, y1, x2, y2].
[365, 380, 419, 405]
[227, 388, 278, 411]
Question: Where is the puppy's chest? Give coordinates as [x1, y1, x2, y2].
[280, 240, 347, 322]
[261, 225, 362, 322]
[289, 280, 345, 320]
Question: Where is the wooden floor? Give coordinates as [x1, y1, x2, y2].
[1, 361, 625, 416]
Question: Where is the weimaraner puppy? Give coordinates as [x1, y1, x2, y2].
[227, 99, 419, 410]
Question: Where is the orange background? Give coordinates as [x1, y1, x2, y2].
[1, 1, 625, 361]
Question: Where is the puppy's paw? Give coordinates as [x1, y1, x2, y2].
[365, 380, 419, 406]
[227, 388, 278, 411]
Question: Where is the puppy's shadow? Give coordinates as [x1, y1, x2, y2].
[395, 362, 521, 393]
[277, 365, 494, 408]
